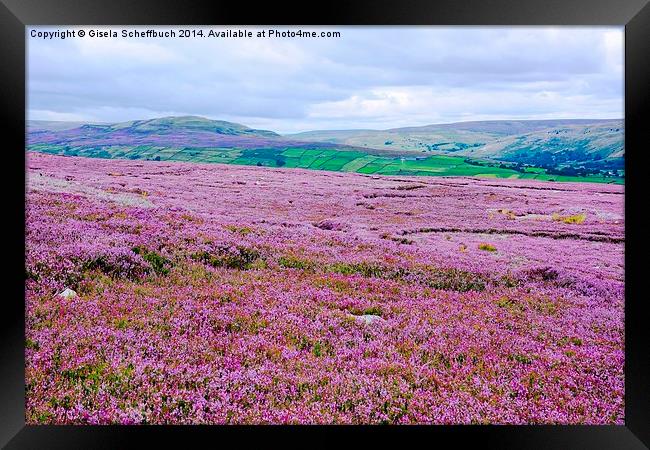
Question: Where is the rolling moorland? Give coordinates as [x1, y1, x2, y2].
[27, 116, 624, 184]
[26, 152, 623, 424]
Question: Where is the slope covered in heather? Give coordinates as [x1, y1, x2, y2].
[26, 153, 624, 424]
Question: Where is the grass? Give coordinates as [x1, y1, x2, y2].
[27, 144, 624, 184]
[277, 257, 490, 292]
[278, 255, 316, 270]
[552, 213, 587, 224]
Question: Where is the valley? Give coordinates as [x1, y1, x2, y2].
[27, 116, 625, 184]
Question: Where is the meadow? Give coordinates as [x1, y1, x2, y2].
[27, 143, 623, 184]
[26, 152, 624, 424]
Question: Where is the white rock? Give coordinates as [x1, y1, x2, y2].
[57, 288, 77, 299]
[352, 314, 385, 325]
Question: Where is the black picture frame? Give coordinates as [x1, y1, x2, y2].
[1, 0, 648, 448]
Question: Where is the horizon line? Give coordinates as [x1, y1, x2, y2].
[27, 115, 625, 135]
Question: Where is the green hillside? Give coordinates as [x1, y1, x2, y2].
[28, 143, 623, 184]
[85, 116, 280, 137]
[26, 116, 625, 184]
[289, 119, 624, 175]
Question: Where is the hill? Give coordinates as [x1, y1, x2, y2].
[387, 118, 617, 135]
[27, 116, 375, 151]
[453, 121, 623, 170]
[27, 116, 624, 183]
[93, 116, 281, 137]
[29, 120, 99, 132]
[289, 119, 624, 171]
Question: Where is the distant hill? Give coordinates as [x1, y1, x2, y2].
[26, 116, 624, 183]
[27, 115, 373, 157]
[29, 116, 280, 136]
[386, 119, 618, 135]
[29, 120, 101, 132]
[28, 116, 304, 149]
[93, 116, 280, 138]
[289, 119, 624, 170]
[453, 121, 623, 166]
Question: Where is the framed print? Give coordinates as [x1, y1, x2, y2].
[1, 0, 648, 447]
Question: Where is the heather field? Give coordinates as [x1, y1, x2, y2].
[25, 152, 624, 424]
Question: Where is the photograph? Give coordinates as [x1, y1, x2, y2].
[24, 25, 625, 425]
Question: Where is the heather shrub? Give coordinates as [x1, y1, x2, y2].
[509, 353, 533, 365]
[422, 267, 487, 292]
[313, 219, 348, 231]
[327, 261, 396, 278]
[362, 306, 383, 316]
[324, 261, 488, 292]
[114, 318, 129, 330]
[278, 255, 315, 271]
[526, 266, 559, 282]
[192, 245, 261, 270]
[394, 184, 424, 191]
[132, 246, 172, 275]
[499, 273, 519, 288]
[25, 252, 88, 289]
[25, 245, 152, 288]
[495, 296, 524, 313]
[381, 233, 414, 245]
[527, 297, 558, 315]
[224, 225, 253, 236]
[80, 250, 150, 281]
[25, 338, 40, 350]
[60, 361, 108, 392]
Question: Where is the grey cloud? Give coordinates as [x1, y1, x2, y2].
[28, 26, 623, 133]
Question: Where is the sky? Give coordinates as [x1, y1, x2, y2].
[27, 26, 624, 134]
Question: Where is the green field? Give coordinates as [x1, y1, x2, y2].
[27, 144, 624, 184]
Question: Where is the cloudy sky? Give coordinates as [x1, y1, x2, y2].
[27, 26, 623, 134]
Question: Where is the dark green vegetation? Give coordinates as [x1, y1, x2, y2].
[291, 119, 625, 181]
[191, 245, 262, 270]
[132, 247, 173, 276]
[28, 143, 622, 184]
[27, 116, 625, 184]
[277, 255, 496, 292]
